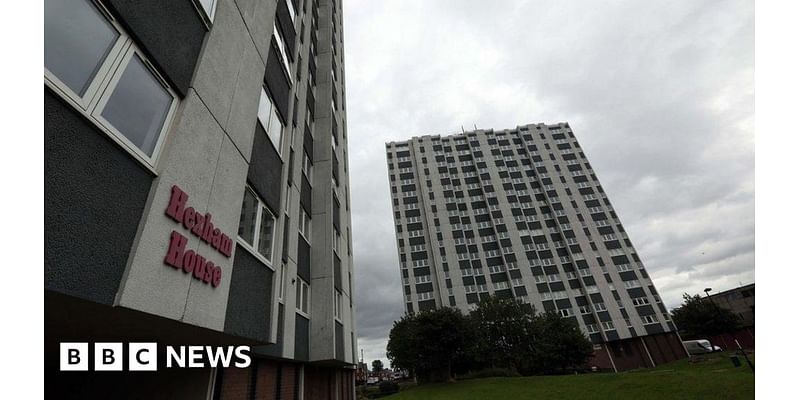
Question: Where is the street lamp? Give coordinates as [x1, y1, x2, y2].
[703, 288, 721, 352]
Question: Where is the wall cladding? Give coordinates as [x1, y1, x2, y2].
[248, 123, 283, 214]
[294, 314, 310, 361]
[224, 244, 274, 343]
[45, 88, 153, 305]
[104, 0, 207, 97]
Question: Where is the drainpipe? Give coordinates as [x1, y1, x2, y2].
[640, 337, 656, 368]
[603, 343, 618, 373]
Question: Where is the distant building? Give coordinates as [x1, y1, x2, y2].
[706, 283, 755, 327]
[385, 123, 687, 371]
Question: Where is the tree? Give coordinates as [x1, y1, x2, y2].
[386, 313, 418, 374]
[469, 296, 536, 371]
[527, 312, 594, 374]
[371, 359, 384, 373]
[671, 293, 741, 338]
[386, 307, 474, 382]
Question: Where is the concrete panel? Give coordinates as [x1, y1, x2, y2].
[183, 136, 249, 328]
[191, 0, 249, 127]
[234, 0, 279, 63]
[117, 91, 225, 328]
[223, 36, 265, 162]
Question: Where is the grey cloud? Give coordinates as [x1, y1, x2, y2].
[343, 0, 753, 367]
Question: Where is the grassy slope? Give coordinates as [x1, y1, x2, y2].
[386, 353, 755, 400]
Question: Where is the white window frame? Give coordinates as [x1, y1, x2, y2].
[44, 2, 178, 171]
[302, 150, 314, 184]
[277, 263, 286, 301]
[272, 25, 293, 84]
[334, 289, 343, 321]
[299, 207, 312, 243]
[258, 87, 285, 155]
[193, 0, 218, 25]
[296, 278, 311, 317]
[642, 315, 658, 325]
[237, 186, 278, 269]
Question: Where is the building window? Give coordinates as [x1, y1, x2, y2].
[258, 88, 285, 154]
[302, 150, 313, 183]
[238, 187, 277, 266]
[278, 263, 286, 301]
[602, 321, 615, 331]
[273, 26, 293, 83]
[296, 278, 310, 316]
[286, 0, 297, 22]
[195, 0, 218, 23]
[333, 230, 341, 255]
[44, 0, 178, 166]
[642, 315, 658, 325]
[299, 208, 312, 243]
[334, 290, 343, 320]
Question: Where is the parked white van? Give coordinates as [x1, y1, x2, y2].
[683, 339, 722, 355]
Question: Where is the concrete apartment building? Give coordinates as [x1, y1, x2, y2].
[385, 123, 687, 371]
[45, 0, 356, 398]
[707, 283, 755, 328]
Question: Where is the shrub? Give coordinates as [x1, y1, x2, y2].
[378, 380, 399, 395]
[459, 367, 522, 380]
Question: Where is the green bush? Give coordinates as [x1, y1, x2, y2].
[378, 380, 399, 395]
[459, 367, 521, 380]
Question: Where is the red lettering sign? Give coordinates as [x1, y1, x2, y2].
[163, 185, 230, 288]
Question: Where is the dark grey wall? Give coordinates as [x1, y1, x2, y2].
[300, 175, 312, 214]
[104, 0, 207, 97]
[248, 123, 283, 214]
[297, 236, 310, 282]
[294, 314, 309, 361]
[275, 0, 296, 58]
[224, 244, 274, 343]
[45, 88, 153, 305]
[334, 255, 342, 290]
[264, 41, 291, 123]
[335, 321, 344, 361]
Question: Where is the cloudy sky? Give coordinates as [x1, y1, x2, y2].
[342, 0, 754, 366]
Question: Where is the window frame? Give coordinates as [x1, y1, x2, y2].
[296, 278, 311, 317]
[272, 25, 293, 84]
[258, 87, 285, 156]
[44, 0, 178, 171]
[334, 289, 343, 321]
[302, 150, 314, 183]
[192, 0, 218, 26]
[298, 207, 312, 243]
[237, 186, 278, 270]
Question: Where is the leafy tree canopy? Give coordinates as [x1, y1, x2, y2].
[671, 293, 740, 338]
[371, 359, 384, 373]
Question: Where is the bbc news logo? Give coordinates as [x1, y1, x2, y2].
[60, 343, 251, 371]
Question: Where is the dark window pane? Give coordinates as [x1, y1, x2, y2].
[101, 55, 172, 156]
[257, 206, 275, 261]
[45, 0, 119, 96]
[238, 189, 258, 245]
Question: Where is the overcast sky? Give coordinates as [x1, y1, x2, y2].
[342, 0, 754, 367]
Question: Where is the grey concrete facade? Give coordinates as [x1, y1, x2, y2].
[386, 123, 676, 346]
[45, 0, 356, 398]
[706, 283, 755, 328]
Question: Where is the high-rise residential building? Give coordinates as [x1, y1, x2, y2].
[705, 283, 755, 328]
[385, 122, 687, 371]
[45, 0, 356, 398]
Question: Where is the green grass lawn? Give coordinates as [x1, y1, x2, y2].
[384, 353, 754, 400]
